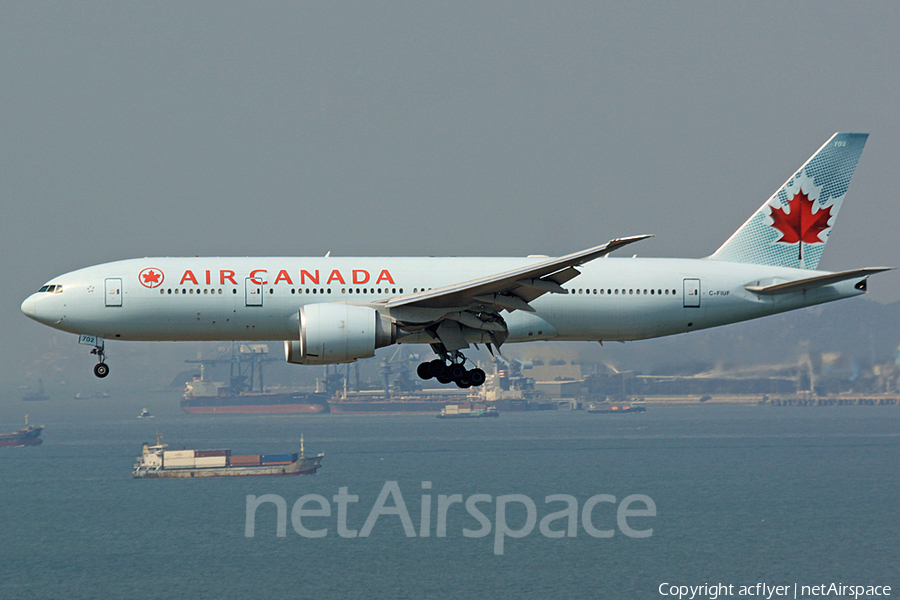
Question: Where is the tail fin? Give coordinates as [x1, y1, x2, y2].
[708, 132, 868, 270]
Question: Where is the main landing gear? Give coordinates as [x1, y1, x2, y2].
[416, 351, 486, 389]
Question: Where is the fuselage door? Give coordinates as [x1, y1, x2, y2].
[105, 278, 122, 307]
[245, 278, 263, 307]
[683, 278, 700, 308]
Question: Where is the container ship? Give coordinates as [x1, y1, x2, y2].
[132, 433, 324, 478]
[0, 416, 44, 447]
[437, 403, 499, 419]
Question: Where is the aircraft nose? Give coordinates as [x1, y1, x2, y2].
[21, 295, 36, 320]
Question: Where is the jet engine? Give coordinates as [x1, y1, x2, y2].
[284, 303, 396, 365]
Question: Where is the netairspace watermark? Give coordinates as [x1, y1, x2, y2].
[244, 480, 656, 555]
[658, 582, 892, 600]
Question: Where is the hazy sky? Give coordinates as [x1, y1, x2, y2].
[3, 2, 899, 389]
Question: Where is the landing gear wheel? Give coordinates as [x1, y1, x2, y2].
[468, 368, 486, 387]
[417, 362, 433, 380]
[448, 364, 467, 381]
[428, 359, 447, 378]
[436, 372, 453, 384]
[455, 376, 472, 389]
[94, 363, 109, 378]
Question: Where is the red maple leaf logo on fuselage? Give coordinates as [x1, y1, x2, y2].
[769, 190, 832, 261]
[139, 268, 164, 288]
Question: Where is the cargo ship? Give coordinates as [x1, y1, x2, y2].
[22, 379, 49, 402]
[181, 382, 330, 415]
[180, 343, 330, 414]
[0, 416, 44, 447]
[587, 403, 646, 414]
[132, 433, 324, 478]
[437, 403, 499, 419]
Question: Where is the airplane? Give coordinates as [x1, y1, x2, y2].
[21, 132, 891, 388]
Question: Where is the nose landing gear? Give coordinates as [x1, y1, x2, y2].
[90, 344, 109, 378]
[416, 350, 486, 388]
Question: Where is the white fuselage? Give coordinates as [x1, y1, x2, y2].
[20, 256, 864, 345]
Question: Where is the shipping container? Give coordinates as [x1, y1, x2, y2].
[164, 458, 196, 469]
[195, 449, 231, 458]
[261, 454, 293, 464]
[259, 461, 292, 466]
[230, 455, 261, 466]
[165, 450, 195, 459]
[194, 456, 227, 468]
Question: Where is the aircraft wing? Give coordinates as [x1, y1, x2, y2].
[381, 235, 653, 351]
[385, 235, 653, 311]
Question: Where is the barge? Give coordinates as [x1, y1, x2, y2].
[437, 404, 499, 419]
[587, 403, 646, 414]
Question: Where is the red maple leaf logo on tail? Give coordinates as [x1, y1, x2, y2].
[769, 190, 833, 261]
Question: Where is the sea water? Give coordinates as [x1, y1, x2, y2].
[0, 399, 897, 600]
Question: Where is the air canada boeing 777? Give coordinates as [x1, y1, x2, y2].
[21, 133, 891, 388]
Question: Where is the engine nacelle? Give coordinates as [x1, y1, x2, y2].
[285, 303, 396, 365]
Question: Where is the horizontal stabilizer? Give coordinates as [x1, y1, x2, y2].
[745, 267, 893, 295]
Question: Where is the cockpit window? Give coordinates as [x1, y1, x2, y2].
[38, 285, 50, 293]
[53, 286, 63, 294]
[37, 285, 63, 293]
